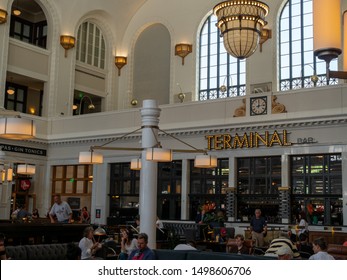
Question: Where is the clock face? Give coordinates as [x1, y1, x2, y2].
[250, 96, 267, 116]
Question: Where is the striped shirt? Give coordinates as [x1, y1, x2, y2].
[265, 237, 300, 259]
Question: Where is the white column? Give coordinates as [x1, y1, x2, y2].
[139, 99, 161, 249]
[342, 152, 347, 226]
[180, 159, 189, 220]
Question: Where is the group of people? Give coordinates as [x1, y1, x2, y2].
[11, 205, 40, 221]
[48, 195, 90, 224]
[248, 208, 336, 260]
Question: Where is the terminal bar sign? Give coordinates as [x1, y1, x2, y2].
[206, 130, 292, 150]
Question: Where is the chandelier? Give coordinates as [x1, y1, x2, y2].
[213, 0, 269, 59]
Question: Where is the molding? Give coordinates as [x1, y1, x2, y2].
[46, 116, 347, 146]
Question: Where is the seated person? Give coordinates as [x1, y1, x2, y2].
[297, 232, 314, 257]
[264, 229, 300, 259]
[128, 233, 155, 260]
[174, 241, 197, 250]
[227, 234, 250, 255]
[277, 246, 293, 260]
[119, 228, 138, 260]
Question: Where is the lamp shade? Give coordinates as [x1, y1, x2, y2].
[130, 158, 142, 170]
[79, 151, 103, 164]
[93, 226, 107, 236]
[313, 0, 342, 60]
[146, 148, 172, 162]
[194, 155, 217, 168]
[0, 118, 36, 140]
[214, 0, 269, 59]
[17, 164, 35, 175]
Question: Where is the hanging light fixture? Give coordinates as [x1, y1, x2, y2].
[79, 151, 104, 164]
[146, 147, 172, 162]
[79, 124, 217, 168]
[213, 1, 270, 59]
[17, 164, 35, 175]
[0, 117, 36, 140]
[313, 0, 347, 81]
[13, 0, 21, 16]
[194, 154, 218, 168]
[130, 158, 142, 170]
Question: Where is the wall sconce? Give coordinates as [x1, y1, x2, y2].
[0, 9, 8, 24]
[0, 166, 13, 183]
[214, 1, 269, 59]
[17, 164, 36, 175]
[313, 0, 347, 81]
[175, 44, 192, 65]
[115, 56, 127, 76]
[259, 29, 272, 52]
[60, 35, 75, 57]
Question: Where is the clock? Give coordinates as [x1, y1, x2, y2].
[250, 96, 267, 116]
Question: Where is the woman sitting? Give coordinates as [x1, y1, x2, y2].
[79, 226, 102, 259]
[118, 228, 137, 260]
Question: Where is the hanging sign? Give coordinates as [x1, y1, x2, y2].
[20, 180, 31, 191]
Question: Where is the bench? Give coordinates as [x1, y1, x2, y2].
[327, 244, 347, 260]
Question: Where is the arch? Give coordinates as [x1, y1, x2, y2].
[132, 23, 171, 106]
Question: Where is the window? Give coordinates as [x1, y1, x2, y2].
[291, 154, 342, 225]
[157, 161, 182, 220]
[279, 0, 338, 91]
[5, 82, 27, 113]
[10, 16, 47, 48]
[109, 163, 140, 223]
[73, 91, 102, 115]
[237, 156, 281, 223]
[199, 14, 246, 100]
[189, 158, 228, 220]
[5, 81, 43, 116]
[76, 22, 106, 69]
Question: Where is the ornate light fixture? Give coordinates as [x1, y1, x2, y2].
[0, 9, 8, 23]
[175, 44, 192, 65]
[313, 0, 347, 81]
[60, 35, 75, 57]
[17, 164, 35, 175]
[0, 117, 36, 140]
[213, 0, 269, 59]
[115, 56, 127, 76]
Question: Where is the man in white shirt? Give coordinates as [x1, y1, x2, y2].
[49, 195, 73, 223]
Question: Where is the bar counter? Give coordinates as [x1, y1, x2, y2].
[0, 219, 88, 245]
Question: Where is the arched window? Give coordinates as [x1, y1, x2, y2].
[76, 22, 106, 69]
[279, 0, 338, 91]
[199, 14, 246, 101]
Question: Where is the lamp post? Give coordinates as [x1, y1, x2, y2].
[139, 100, 161, 249]
[77, 95, 95, 115]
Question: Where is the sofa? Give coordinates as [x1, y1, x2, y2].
[6, 243, 73, 260]
[153, 249, 277, 260]
[327, 244, 347, 260]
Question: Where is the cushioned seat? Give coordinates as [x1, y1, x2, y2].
[327, 244, 347, 260]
